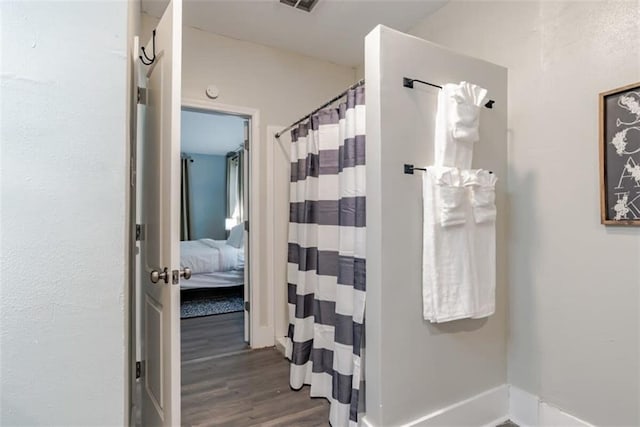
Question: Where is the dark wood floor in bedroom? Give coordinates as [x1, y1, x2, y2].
[181, 311, 330, 427]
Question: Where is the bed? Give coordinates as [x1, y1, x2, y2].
[180, 225, 245, 290]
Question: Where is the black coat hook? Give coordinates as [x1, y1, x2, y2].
[140, 30, 156, 65]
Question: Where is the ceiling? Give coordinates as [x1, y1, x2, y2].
[181, 109, 246, 156]
[141, 0, 448, 66]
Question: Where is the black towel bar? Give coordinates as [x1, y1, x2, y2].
[403, 77, 495, 109]
[404, 164, 493, 175]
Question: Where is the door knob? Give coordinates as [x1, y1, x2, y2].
[180, 267, 192, 280]
[150, 267, 169, 284]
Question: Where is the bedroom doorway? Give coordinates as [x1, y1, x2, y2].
[177, 99, 263, 425]
[179, 104, 251, 351]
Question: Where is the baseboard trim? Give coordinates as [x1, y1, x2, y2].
[359, 384, 595, 427]
[509, 386, 594, 427]
[509, 386, 539, 427]
[361, 385, 509, 427]
[275, 335, 287, 356]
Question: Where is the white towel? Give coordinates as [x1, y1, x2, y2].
[423, 167, 473, 322]
[463, 170, 497, 318]
[464, 169, 497, 224]
[434, 81, 488, 170]
[422, 167, 497, 322]
[450, 82, 488, 142]
[423, 80, 495, 322]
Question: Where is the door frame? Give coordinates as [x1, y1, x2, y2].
[266, 125, 289, 354]
[180, 98, 267, 347]
[129, 98, 270, 423]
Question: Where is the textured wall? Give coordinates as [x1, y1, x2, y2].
[411, 1, 640, 425]
[1, 1, 128, 425]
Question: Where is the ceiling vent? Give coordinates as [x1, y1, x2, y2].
[280, 0, 320, 13]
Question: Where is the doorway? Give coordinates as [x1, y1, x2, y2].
[178, 102, 253, 426]
[178, 106, 249, 340]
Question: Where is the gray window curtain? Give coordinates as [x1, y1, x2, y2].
[180, 155, 193, 241]
[285, 86, 366, 427]
[226, 151, 244, 225]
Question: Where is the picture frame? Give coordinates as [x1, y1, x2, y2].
[599, 82, 640, 226]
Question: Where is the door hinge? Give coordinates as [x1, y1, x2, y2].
[137, 87, 147, 105]
[135, 224, 143, 241]
[244, 301, 250, 312]
[130, 155, 136, 188]
[136, 361, 143, 379]
[244, 220, 249, 232]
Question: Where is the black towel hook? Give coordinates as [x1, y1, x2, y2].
[140, 30, 156, 65]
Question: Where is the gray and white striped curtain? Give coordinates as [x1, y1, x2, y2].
[286, 86, 366, 427]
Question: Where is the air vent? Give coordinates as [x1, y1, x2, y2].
[280, 0, 319, 13]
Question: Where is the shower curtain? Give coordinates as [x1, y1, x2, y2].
[286, 86, 366, 427]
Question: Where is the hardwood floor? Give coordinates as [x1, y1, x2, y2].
[181, 312, 330, 427]
[181, 311, 248, 362]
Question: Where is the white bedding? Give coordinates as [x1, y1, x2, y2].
[180, 239, 244, 274]
[180, 270, 244, 290]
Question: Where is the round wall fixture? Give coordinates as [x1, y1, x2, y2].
[206, 85, 220, 99]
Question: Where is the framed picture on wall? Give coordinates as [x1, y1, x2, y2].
[599, 82, 640, 226]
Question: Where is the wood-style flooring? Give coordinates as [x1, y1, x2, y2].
[181, 312, 330, 427]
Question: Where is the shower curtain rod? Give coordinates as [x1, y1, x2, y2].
[274, 79, 365, 139]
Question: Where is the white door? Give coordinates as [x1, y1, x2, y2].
[138, 1, 183, 426]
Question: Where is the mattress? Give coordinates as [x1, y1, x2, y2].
[180, 269, 244, 290]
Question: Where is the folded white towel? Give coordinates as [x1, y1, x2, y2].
[449, 82, 488, 143]
[434, 81, 488, 169]
[432, 168, 465, 227]
[463, 169, 497, 224]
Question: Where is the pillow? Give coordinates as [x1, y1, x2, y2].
[227, 223, 244, 248]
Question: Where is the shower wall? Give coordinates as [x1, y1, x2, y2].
[364, 26, 508, 426]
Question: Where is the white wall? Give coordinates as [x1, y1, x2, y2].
[364, 25, 508, 426]
[142, 13, 358, 344]
[1, 1, 128, 425]
[410, 1, 640, 425]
